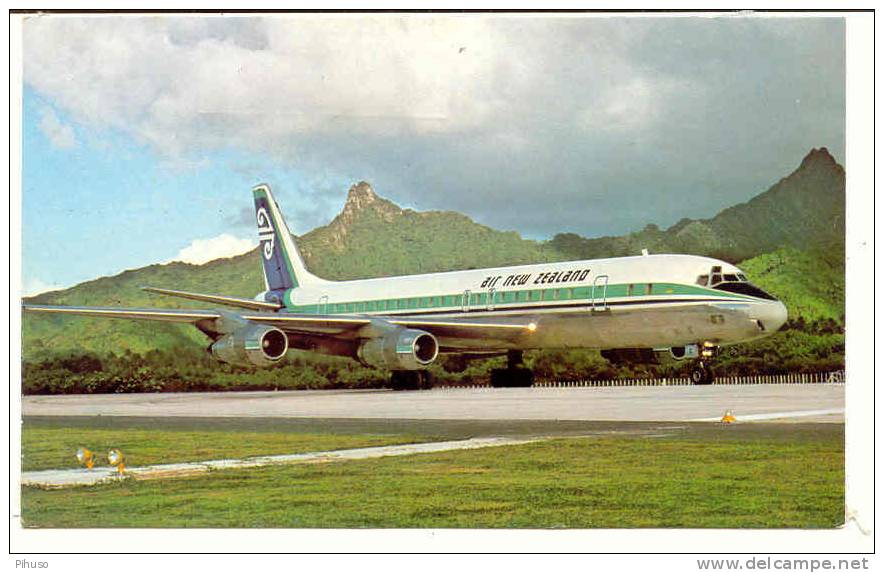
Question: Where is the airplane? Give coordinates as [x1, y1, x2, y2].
[24, 183, 788, 390]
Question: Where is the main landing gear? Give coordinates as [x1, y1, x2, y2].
[490, 350, 535, 388]
[689, 342, 718, 385]
[389, 370, 434, 391]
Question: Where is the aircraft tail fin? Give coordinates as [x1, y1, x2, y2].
[252, 184, 326, 293]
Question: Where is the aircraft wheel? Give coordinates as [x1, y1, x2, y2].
[490, 368, 534, 388]
[690, 363, 714, 385]
[390, 370, 421, 391]
[419, 370, 435, 390]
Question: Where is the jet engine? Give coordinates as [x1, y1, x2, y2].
[357, 328, 439, 370]
[209, 324, 289, 367]
[669, 344, 700, 360]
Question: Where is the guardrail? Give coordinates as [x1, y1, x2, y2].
[434, 370, 845, 390]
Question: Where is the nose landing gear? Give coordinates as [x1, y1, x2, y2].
[689, 342, 718, 385]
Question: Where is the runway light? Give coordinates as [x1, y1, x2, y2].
[721, 410, 737, 424]
[76, 447, 95, 470]
[107, 449, 126, 474]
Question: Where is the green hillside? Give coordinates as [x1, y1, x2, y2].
[739, 247, 844, 322]
[22, 149, 845, 382]
[548, 148, 844, 264]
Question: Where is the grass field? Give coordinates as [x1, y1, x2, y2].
[20, 419, 844, 529]
[21, 419, 432, 472]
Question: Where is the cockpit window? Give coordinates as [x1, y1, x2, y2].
[712, 281, 777, 300]
[698, 266, 775, 299]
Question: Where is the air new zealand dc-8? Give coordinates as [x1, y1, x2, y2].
[25, 184, 788, 389]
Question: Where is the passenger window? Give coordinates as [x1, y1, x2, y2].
[696, 275, 709, 286]
[530, 290, 542, 301]
[356, 303, 365, 312]
[517, 291, 528, 302]
[543, 290, 555, 301]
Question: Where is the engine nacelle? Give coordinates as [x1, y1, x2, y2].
[209, 325, 289, 368]
[357, 328, 439, 370]
[669, 344, 700, 360]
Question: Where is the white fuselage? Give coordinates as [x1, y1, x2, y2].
[264, 253, 787, 352]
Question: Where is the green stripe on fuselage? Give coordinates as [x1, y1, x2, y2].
[284, 282, 755, 315]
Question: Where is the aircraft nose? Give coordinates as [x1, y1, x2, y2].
[753, 300, 788, 333]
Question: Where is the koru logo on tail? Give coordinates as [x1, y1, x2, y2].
[256, 207, 275, 260]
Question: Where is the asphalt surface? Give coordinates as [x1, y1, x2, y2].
[22, 383, 844, 423]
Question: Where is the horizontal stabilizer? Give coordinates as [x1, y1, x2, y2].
[141, 286, 282, 311]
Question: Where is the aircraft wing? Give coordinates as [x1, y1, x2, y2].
[23, 304, 537, 341]
[244, 313, 536, 340]
[22, 305, 221, 323]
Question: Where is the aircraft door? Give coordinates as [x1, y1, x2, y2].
[488, 287, 496, 311]
[591, 275, 609, 311]
[318, 295, 329, 315]
[462, 290, 471, 313]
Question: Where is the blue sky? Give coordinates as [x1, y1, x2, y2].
[22, 87, 355, 294]
[20, 15, 845, 295]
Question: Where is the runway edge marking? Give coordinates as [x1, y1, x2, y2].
[687, 408, 845, 422]
[21, 436, 539, 489]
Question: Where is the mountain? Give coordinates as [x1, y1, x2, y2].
[296, 181, 562, 279]
[23, 149, 845, 359]
[548, 147, 845, 264]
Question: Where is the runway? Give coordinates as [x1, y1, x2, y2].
[23, 383, 844, 423]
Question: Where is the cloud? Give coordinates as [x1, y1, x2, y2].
[578, 76, 695, 135]
[170, 233, 256, 265]
[37, 106, 76, 149]
[22, 15, 845, 239]
[22, 276, 65, 296]
[23, 16, 502, 158]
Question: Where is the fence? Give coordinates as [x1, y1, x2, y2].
[434, 370, 845, 390]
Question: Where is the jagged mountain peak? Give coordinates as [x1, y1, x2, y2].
[799, 147, 842, 172]
[338, 181, 402, 219]
[344, 181, 379, 209]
